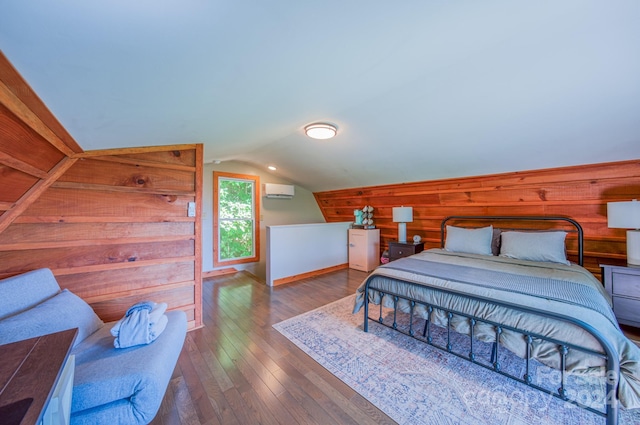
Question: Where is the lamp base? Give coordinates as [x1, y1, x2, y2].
[398, 223, 407, 243]
[628, 230, 640, 266]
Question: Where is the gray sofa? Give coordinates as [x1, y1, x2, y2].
[0, 268, 187, 425]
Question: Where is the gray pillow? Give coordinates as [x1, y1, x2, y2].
[444, 225, 494, 256]
[499, 231, 570, 265]
[0, 289, 103, 347]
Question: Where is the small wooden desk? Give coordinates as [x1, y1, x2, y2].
[0, 328, 77, 425]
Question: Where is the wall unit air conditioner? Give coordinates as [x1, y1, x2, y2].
[264, 183, 295, 199]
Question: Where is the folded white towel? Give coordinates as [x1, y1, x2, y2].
[149, 313, 168, 341]
[148, 302, 167, 325]
[111, 301, 169, 349]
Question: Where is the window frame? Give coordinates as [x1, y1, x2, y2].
[213, 171, 260, 267]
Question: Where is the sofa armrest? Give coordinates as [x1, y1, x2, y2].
[0, 268, 61, 319]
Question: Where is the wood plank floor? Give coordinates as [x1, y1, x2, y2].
[150, 268, 396, 425]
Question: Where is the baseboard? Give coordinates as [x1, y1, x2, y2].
[272, 263, 349, 286]
[202, 268, 238, 279]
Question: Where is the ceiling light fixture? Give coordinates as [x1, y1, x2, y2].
[304, 123, 337, 140]
[268, 165, 277, 171]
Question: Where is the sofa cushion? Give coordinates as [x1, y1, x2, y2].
[71, 310, 187, 424]
[0, 268, 61, 320]
[0, 289, 104, 347]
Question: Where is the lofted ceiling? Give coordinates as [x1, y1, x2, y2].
[1, 1, 639, 192]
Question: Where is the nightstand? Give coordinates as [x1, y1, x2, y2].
[388, 240, 424, 262]
[601, 264, 640, 328]
[348, 228, 380, 272]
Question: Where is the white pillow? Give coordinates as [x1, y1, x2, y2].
[499, 231, 569, 265]
[444, 225, 493, 256]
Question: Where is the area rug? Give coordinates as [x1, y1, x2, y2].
[273, 295, 640, 425]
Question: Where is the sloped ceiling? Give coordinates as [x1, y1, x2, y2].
[1, 1, 639, 192]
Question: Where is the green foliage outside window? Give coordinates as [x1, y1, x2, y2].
[218, 178, 254, 260]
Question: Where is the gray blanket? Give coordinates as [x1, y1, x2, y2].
[353, 249, 640, 409]
[381, 257, 618, 327]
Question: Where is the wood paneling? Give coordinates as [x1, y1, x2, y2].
[59, 158, 196, 191]
[314, 160, 640, 279]
[0, 103, 66, 172]
[0, 53, 82, 155]
[0, 167, 38, 203]
[21, 188, 192, 217]
[0, 52, 203, 329]
[0, 145, 203, 328]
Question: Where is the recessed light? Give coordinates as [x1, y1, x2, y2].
[304, 123, 337, 139]
[268, 165, 277, 171]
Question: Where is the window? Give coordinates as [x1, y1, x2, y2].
[213, 171, 260, 267]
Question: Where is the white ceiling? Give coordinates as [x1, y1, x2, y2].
[1, 1, 639, 192]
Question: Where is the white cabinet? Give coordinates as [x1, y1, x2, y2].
[348, 229, 380, 272]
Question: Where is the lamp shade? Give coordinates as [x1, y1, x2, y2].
[608, 200, 640, 229]
[392, 206, 413, 223]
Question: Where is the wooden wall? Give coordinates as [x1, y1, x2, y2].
[0, 51, 203, 329]
[314, 160, 640, 279]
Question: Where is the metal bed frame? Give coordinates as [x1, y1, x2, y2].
[362, 216, 620, 425]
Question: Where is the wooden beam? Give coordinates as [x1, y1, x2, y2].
[0, 51, 83, 155]
[193, 144, 203, 327]
[81, 155, 197, 172]
[0, 157, 77, 234]
[0, 151, 48, 178]
[0, 79, 77, 158]
[75, 144, 198, 158]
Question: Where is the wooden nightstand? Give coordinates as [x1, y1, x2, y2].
[601, 264, 640, 328]
[388, 240, 424, 262]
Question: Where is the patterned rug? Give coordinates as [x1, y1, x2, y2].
[273, 295, 640, 425]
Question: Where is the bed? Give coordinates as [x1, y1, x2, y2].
[353, 216, 640, 425]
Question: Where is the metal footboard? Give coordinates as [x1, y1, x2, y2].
[362, 277, 620, 425]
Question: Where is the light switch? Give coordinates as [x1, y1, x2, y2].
[188, 202, 196, 217]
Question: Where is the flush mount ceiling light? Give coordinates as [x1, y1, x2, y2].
[304, 123, 337, 140]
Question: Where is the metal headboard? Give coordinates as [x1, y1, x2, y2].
[440, 216, 584, 266]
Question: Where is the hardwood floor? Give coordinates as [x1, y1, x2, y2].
[150, 269, 396, 425]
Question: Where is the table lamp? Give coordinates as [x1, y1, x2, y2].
[607, 199, 640, 266]
[392, 206, 413, 243]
